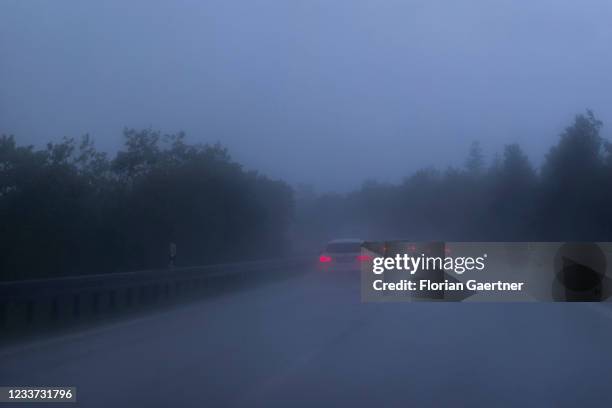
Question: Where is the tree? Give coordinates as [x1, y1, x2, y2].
[539, 111, 607, 239]
[488, 144, 537, 239]
[542, 110, 604, 183]
[465, 141, 485, 175]
[0, 131, 295, 280]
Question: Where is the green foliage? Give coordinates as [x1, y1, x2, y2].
[0, 130, 293, 280]
[4, 110, 612, 279]
[295, 111, 612, 245]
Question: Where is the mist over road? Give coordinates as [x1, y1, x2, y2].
[2, 269, 612, 407]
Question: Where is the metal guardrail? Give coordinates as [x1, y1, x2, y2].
[0, 257, 313, 334]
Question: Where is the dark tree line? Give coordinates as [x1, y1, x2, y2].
[2, 111, 611, 280]
[0, 129, 293, 281]
[294, 111, 612, 249]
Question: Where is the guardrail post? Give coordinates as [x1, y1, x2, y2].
[138, 286, 146, 305]
[109, 290, 117, 312]
[26, 300, 34, 325]
[51, 297, 59, 323]
[126, 287, 134, 308]
[73, 294, 80, 319]
[92, 292, 100, 317]
[0, 301, 6, 329]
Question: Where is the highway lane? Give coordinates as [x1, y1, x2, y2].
[2, 269, 612, 407]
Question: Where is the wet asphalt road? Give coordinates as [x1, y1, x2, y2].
[2, 270, 612, 407]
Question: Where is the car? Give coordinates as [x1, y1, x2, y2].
[318, 238, 370, 271]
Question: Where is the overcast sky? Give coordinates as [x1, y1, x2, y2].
[1, 0, 611, 191]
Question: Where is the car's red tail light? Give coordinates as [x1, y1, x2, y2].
[357, 255, 371, 262]
[319, 255, 332, 263]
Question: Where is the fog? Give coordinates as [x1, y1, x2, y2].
[1, 0, 612, 191]
[4, 4, 612, 405]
